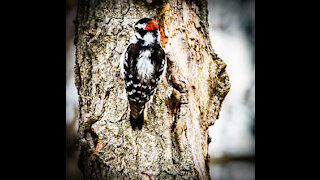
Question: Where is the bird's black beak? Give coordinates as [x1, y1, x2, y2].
[128, 24, 133, 29]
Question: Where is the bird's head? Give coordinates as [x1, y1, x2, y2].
[128, 18, 160, 46]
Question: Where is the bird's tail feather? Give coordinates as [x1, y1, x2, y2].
[129, 101, 145, 130]
[130, 112, 144, 130]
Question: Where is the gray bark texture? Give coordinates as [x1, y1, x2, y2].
[74, 0, 230, 179]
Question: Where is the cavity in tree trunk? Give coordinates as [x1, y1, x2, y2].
[74, 0, 230, 179]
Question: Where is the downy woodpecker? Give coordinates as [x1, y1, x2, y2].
[120, 18, 167, 130]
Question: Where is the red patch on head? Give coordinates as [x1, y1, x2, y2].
[145, 20, 159, 30]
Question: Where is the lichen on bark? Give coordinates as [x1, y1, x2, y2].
[74, 0, 230, 179]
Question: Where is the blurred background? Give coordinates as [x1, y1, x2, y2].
[66, 0, 82, 179]
[207, 0, 255, 179]
[66, 0, 255, 179]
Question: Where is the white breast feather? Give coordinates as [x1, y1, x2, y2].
[136, 50, 154, 80]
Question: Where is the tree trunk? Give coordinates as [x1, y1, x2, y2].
[74, 0, 230, 179]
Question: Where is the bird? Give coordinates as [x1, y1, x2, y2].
[119, 18, 167, 130]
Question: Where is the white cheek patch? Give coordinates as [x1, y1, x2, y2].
[135, 31, 142, 40]
[132, 35, 138, 43]
[143, 32, 155, 46]
[136, 50, 154, 80]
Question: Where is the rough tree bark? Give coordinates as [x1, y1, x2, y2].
[74, 0, 230, 179]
